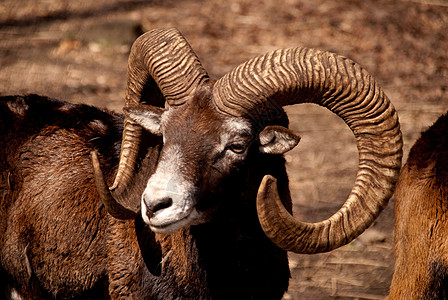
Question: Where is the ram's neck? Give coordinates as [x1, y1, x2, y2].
[150, 210, 290, 299]
[191, 215, 290, 299]
[146, 154, 292, 299]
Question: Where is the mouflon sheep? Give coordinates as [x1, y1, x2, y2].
[0, 28, 402, 299]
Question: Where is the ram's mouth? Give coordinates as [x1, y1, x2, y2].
[148, 209, 203, 234]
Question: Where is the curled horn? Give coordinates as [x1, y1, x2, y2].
[92, 28, 209, 218]
[213, 48, 403, 253]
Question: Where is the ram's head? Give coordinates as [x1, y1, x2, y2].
[92, 28, 402, 254]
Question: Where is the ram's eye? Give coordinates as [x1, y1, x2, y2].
[228, 144, 247, 154]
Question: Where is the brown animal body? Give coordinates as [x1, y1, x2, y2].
[0, 94, 290, 299]
[389, 112, 448, 299]
[0, 28, 402, 299]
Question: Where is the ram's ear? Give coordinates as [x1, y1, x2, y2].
[259, 125, 301, 155]
[124, 104, 164, 136]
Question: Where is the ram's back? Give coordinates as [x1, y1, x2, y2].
[0, 94, 124, 298]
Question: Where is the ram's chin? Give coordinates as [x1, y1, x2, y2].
[147, 209, 204, 234]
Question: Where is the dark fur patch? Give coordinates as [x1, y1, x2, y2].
[408, 112, 448, 191]
[423, 261, 448, 300]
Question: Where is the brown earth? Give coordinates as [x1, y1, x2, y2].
[1, 0, 447, 299]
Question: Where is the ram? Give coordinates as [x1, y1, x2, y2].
[0, 28, 402, 299]
[388, 112, 448, 299]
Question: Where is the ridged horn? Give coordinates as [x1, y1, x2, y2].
[93, 28, 209, 217]
[91, 151, 137, 219]
[213, 48, 403, 253]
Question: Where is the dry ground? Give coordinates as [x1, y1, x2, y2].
[1, 0, 447, 299]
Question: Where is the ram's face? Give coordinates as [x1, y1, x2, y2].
[125, 84, 301, 234]
[127, 98, 255, 233]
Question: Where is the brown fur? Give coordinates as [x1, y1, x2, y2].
[0, 94, 291, 299]
[388, 113, 448, 299]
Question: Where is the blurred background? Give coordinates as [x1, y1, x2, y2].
[1, 0, 447, 298]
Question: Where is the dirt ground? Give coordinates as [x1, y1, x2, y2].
[1, 0, 447, 299]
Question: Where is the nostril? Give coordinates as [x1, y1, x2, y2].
[146, 197, 173, 218]
[153, 197, 173, 212]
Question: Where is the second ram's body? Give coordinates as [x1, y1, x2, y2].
[388, 112, 448, 299]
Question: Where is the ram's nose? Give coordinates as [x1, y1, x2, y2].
[144, 197, 173, 219]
